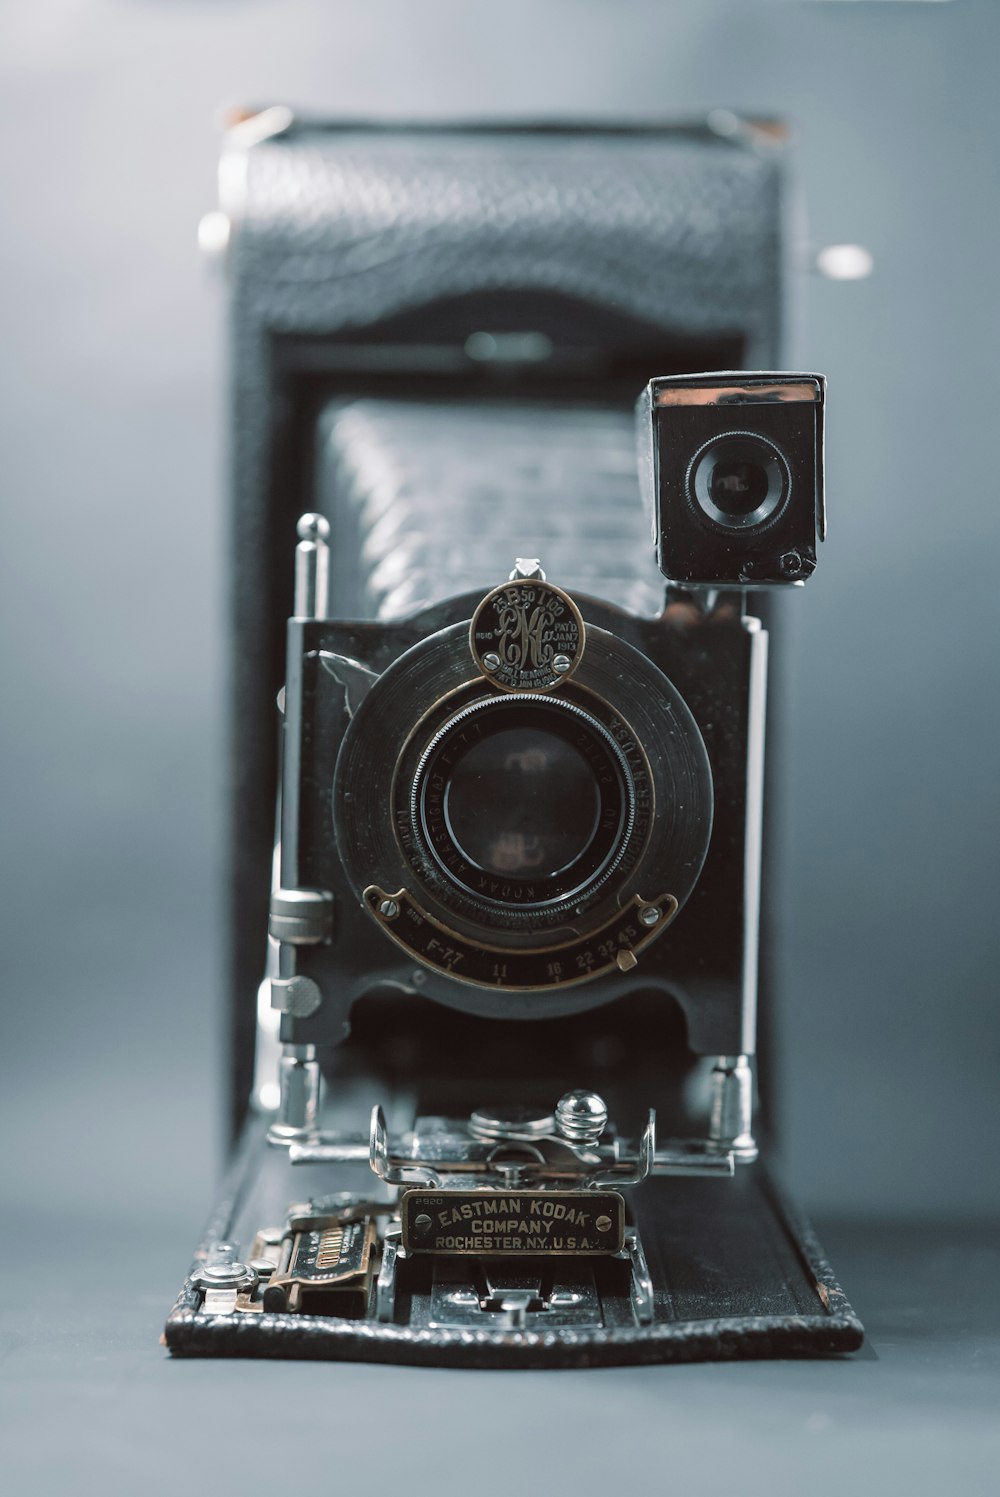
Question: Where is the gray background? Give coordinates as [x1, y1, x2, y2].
[1, 1, 998, 1492]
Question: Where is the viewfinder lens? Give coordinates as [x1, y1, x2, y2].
[708, 459, 770, 517]
[689, 432, 789, 530]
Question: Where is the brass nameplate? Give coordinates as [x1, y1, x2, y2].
[401, 1189, 625, 1256]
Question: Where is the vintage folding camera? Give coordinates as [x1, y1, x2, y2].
[165, 117, 863, 1365]
[167, 364, 862, 1365]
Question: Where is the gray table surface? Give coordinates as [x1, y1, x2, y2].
[2, 1207, 996, 1497]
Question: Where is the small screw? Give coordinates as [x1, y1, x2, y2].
[191, 1254, 254, 1289]
[379, 898, 399, 920]
[413, 1213, 432, 1237]
[639, 905, 660, 927]
[552, 654, 572, 675]
[779, 550, 803, 576]
[483, 652, 501, 672]
[595, 1215, 613, 1233]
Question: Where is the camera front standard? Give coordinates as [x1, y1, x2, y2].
[166, 370, 861, 1368]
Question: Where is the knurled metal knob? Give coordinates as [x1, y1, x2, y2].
[555, 1090, 608, 1144]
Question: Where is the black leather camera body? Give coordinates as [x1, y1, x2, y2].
[165, 116, 861, 1365]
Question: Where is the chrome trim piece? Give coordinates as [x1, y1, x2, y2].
[654, 379, 821, 407]
[740, 615, 769, 1056]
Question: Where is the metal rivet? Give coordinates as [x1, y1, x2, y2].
[639, 905, 660, 927]
[197, 209, 230, 261]
[379, 899, 399, 920]
[482, 652, 501, 672]
[552, 654, 572, 674]
[815, 243, 874, 281]
[595, 1215, 613, 1234]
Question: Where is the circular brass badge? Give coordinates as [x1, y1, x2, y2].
[469, 578, 585, 693]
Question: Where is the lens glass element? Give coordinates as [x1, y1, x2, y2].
[444, 725, 601, 879]
[708, 458, 770, 517]
[410, 695, 635, 917]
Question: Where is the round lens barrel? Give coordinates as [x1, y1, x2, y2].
[411, 695, 634, 916]
[689, 432, 789, 530]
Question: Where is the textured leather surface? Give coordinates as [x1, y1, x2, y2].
[230, 126, 782, 344]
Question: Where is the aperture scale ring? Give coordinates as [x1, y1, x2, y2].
[363, 884, 680, 992]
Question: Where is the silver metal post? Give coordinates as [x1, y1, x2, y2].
[264, 515, 330, 1144]
[271, 1042, 320, 1138]
[294, 513, 330, 619]
[707, 1054, 757, 1161]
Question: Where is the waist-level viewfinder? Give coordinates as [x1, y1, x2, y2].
[638, 372, 826, 587]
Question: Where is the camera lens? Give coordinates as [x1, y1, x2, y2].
[410, 695, 635, 919]
[444, 724, 601, 879]
[689, 432, 789, 531]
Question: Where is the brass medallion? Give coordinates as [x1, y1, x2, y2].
[470, 578, 585, 692]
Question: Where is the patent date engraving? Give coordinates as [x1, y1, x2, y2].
[470, 579, 585, 692]
[402, 1190, 625, 1255]
[364, 886, 679, 990]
